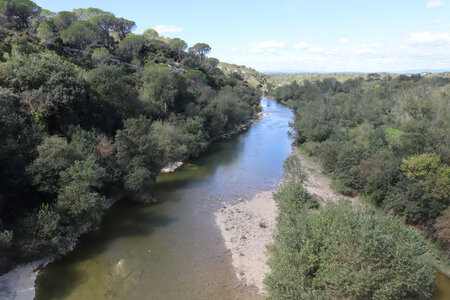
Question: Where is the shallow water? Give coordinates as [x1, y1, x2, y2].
[433, 271, 450, 300]
[35, 98, 294, 300]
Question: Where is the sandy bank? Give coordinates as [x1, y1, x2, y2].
[0, 258, 51, 300]
[215, 191, 278, 294]
[294, 149, 357, 204]
[214, 150, 359, 295]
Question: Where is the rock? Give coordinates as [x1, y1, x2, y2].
[161, 161, 183, 173]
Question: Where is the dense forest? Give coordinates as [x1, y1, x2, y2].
[265, 74, 449, 298]
[0, 0, 262, 273]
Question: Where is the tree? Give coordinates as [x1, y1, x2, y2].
[73, 7, 113, 20]
[117, 34, 144, 60]
[140, 64, 178, 116]
[7, 53, 90, 130]
[18, 203, 67, 258]
[36, 23, 55, 48]
[0, 0, 40, 28]
[30, 8, 54, 27]
[150, 121, 189, 163]
[60, 20, 98, 50]
[86, 65, 139, 118]
[169, 38, 187, 61]
[188, 42, 211, 65]
[112, 17, 135, 40]
[89, 14, 115, 48]
[50, 11, 77, 31]
[201, 88, 251, 137]
[142, 28, 159, 41]
[27, 136, 78, 194]
[188, 42, 211, 56]
[91, 47, 111, 66]
[57, 157, 106, 227]
[114, 116, 165, 203]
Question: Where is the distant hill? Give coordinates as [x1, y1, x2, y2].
[262, 69, 450, 75]
[219, 62, 268, 89]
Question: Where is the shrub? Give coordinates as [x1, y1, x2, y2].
[265, 200, 435, 300]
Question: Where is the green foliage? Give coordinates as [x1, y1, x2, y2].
[27, 136, 79, 194]
[51, 11, 77, 31]
[0, 0, 40, 28]
[266, 200, 435, 300]
[0, 229, 13, 249]
[60, 20, 98, 50]
[275, 74, 450, 248]
[117, 34, 144, 60]
[201, 88, 251, 138]
[282, 155, 306, 183]
[142, 28, 159, 40]
[36, 23, 55, 48]
[17, 203, 69, 258]
[86, 65, 139, 125]
[57, 182, 105, 227]
[0, 2, 261, 271]
[114, 116, 164, 203]
[140, 64, 178, 116]
[178, 117, 208, 157]
[384, 154, 450, 224]
[400, 153, 441, 180]
[3, 53, 89, 131]
[88, 14, 115, 47]
[111, 17, 135, 40]
[72, 7, 113, 20]
[188, 42, 211, 56]
[59, 156, 106, 189]
[151, 120, 193, 163]
[91, 47, 110, 65]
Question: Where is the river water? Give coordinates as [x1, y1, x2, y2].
[35, 98, 294, 299]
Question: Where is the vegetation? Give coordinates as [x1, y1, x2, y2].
[265, 155, 435, 299]
[271, 73, 450, 253]
[0, 1, 261, 273]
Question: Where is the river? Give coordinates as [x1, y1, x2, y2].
[35, 98, 294, 299]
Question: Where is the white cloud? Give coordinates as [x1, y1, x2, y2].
[409, 31, 450, 44]
[154, 25, 184, 34]
[218, 31, 450, 72]
[294, 41, 309, 49]
[249, 40, 285, 53]
[308, 47, 324, 53]
[426, 0, 447, 8]
[434, 19, 442, 24]
[339, 38, 350, 43]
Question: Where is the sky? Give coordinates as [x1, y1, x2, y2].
[35, 0, 450, 72]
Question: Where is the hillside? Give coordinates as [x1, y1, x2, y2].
[0, 0, 262, 274]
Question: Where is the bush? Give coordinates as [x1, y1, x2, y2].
[274, 181, 319, 215]
[265, 200, 435, 300]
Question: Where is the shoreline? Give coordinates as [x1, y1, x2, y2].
[215, 190, 279, 294]
[214, 148, 360, 295]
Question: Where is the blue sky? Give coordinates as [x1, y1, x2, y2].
[36, 0, 450, 72]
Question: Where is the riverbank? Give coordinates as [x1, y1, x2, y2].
[215, 149, 360, 295]
[215, 190, 278, 294]
[160, 113, 264, 174]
